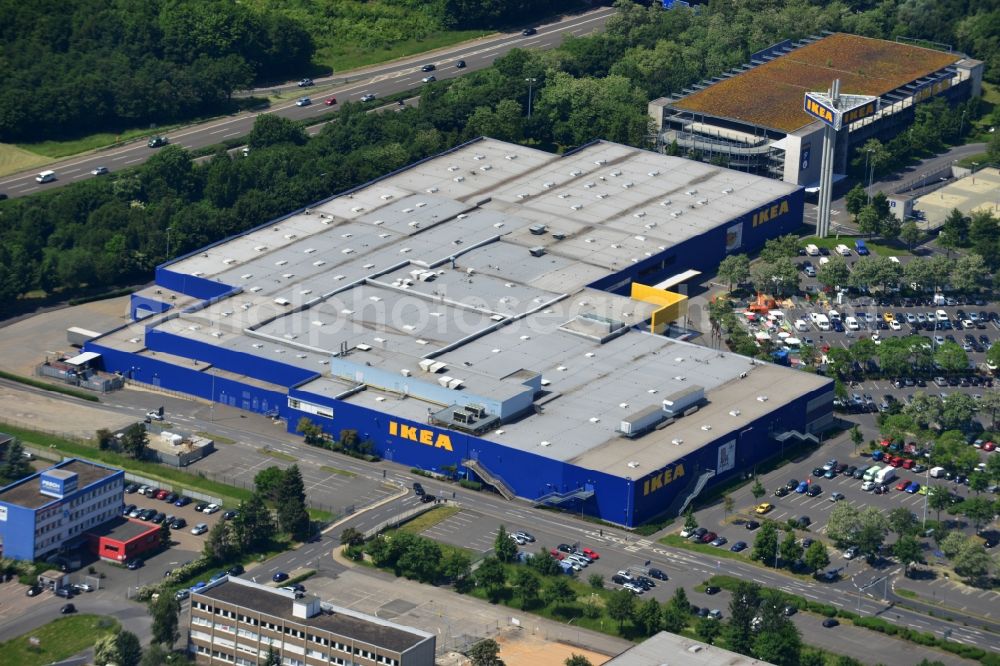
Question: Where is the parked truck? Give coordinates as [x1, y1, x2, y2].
[874, 466, 897, 485]
[929, 466, 946, 479]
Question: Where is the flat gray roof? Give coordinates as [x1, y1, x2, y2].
[607, 631, 773, 666]
[0, 459, 119, 509]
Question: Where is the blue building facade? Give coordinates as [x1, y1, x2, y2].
[0, 459, 124, 561]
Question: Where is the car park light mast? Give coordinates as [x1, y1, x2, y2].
[805, 80, 879, 238]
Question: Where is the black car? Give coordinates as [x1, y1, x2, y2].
[634, 576, 655, 590]
[228, 564, 245, 576]
[222, 510, 238, 520]
[785, 479, 799, 491]
[164, 492, 178, 503]
[730, 541, 748, 552]
[774, 487, 789, 497]
[412, 482, 425, 496]
[26, 585, 42, 597]
[648, 568, 668, 581]
[522, 27, 537, 35]
[195, 502, 209, 512]
[696, 607, 710, 618]
[420, 494, 436, 503]
[55, 587, 72, 598]
[800, 537, 814, 549]
[705, 586, 720, 595]
[845, 465, 857, 477]
[60, 603, 76, 614]
[745, 520, 760, 531]
[421, 64, 436, 72]
[147, 136, 168, 148]
[784, 605, 797, 616]
[122, 503, 137, 516]
[127, 559, 143, 570]
[456, 60, 466, 68]
[170, 518, 187, 529]
[611, 574, 629, 585]
[125, 483, 139, 493]
[822, 618, 839, 628]
[797, 516, 812, 528]
[806, 485, 822, 497]
[151, 512, 166, 524]
[557, 544, 574, 553]
[811, 467, 825, 477]
[690, 527, 708, 541]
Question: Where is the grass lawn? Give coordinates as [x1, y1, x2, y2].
[956, 152, 989, 169]
[320, 465, 357, 478]
[971, 82, 997, 134]
[18, 127, 165, 160]
[321, 29, 491, 73]
[799, 235, 912, 256]
[0, 143, 51, 177]
[391, 505, 460, 535]
[198, 431, 236, 445]
[258, 447, 296, 462]
[0, 614, 120, 666]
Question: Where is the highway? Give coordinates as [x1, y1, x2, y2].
[0, 7, 614, 200]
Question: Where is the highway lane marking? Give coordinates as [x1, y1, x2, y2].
[124, 158, 143, 164]
[223, 131, 241, 138]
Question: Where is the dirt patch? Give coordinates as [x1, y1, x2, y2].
[0, 385, 132, 440]
[495, 629, 611, 666]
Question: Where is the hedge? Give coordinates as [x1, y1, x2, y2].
[458, 479, 482, 491]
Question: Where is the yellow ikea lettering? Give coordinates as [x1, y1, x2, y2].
[805, 99, 833, 123]
[388, 420, 453, 451]
[751, 199, 790, 227]
[642, 463, 685, 496]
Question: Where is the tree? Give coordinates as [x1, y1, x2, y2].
[893, 535, 923, 575]
[232, 492, 274, 552]
[475, 556, 507, 600]
[120, 423, 148, 460]
[151, 593, 180, 647]
[759, 234, 800, 263]
[204, 519, 234, 562]
[340, 527, 364, 547]
[750, 477, 765, 501]
[158, 522, 171, 549]
[826, 502, 860, 549]
[968, 471, 990, 495]
[723, 494, 734, 519]
[779, 530, 802, 566]
[668, 586, 691, 616]
[850, 425, 864, 454]
[254, 466, 285, 501]
[696, 616, 721, 643]
[817, 255, 850, 290]
[751, 521, 779, 565]
[855, 507, 890, 561]
[528, 548, 562, 577]
[544, 577, 576, 609]
[889, 507, 918, 536]
[565, 656, 593, 666]
[588, 573, 604, 589]
[139, 643, 171, 666]
[683, 508, 698, 532]
[467, 638, 505, 666]
[95, 630, 143, 666]
[442, 550, 472, 584]
[513, 568, 541, 608]
[717, 254, 750, 292]
[952, 539, 992, 582]
[396, 536, 442, 583]
[276, 465, 310, 540]
[951, 253, 988, 294]
[845, 183, 867, 217]
[934, 341, 968, 375]
[661, 602, 688, 633]
[725, 581, 761, 656]
[750, 258, 798, 296]
[962, 496, 996, 532]
[494, 525, 518, 563]
[1, 440, 31, 481]
[753, 591, 802, 666]
[247, 113, 307, 149]
[263, 647, 281, 666]
[979, 391, 1000, 429]
[606, 588, 636, 630]
[857, 205, 880, 237]
[635, 597, 662, 636]
[803, 540, 830, 575]
[899, 221, 922, 250]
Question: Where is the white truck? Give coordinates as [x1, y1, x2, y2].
[805, 244, 820, 256]
[929, 466, 946, 479]
[874, 466, 897, 485]
[813, 314, 831, 331]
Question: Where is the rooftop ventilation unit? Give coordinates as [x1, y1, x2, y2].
[351, 206, 364, 213]
[757, 395, 769, 402]
[254, 245, 267, 252]
[453, 176, 464, 182]
[223, 258, 236, 265]
[276, 260, 288, 266]
[662, 385, 704, 417]
[552, 232, 566, 240]
[274, 297, 290, 306]
[381, 193, 394, 200]
[542, 181, 555, 189]
[729, 409, 741, 416]
[304, 248, 316, 254]
[661, 199, 672, 206]
[529, 247, 546, 257]
[284, 234, 297, 240]
[634, 211, 646, 218]
[540, 440, 551, 447]
[448, 165, 458, 172]
[584, 182, 595, 189]
[610, 170, 621, 177]
[671, 210, 683, 217]
[252, 343, 263, 349]
[426, 187, 438, 193]
[505, 154, 516, 160]
[529, 224, 547, 235]
[647, 170, 660, 177]
[401, 368, 411, 377]
[473, 154, 485, 160]
[685, 190, 697, 196]
[480, 165, 492, 171]
[313, 260, 326, 267]
[355, 343, 372, 351]
[241, 273, 253, 279]
[672, 439, 683, 446]
[722, 187, 734, 194]
[594, 159, 606, 165]
[622, 182, 634, 188]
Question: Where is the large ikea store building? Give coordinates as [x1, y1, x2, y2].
[86, 138, 833, 527]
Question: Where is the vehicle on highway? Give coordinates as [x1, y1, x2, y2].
[412, 482, 425, 496]
[36, 169, 57, 183]
[456, 60, 466, 68]
[360, 93, 376, 102]
[324, 97, 337, 105]
[754, 502, 773, 515]
[91, 166, 109, 176]
[61, 603, 76, 614]
[147, 136, 168, 148]
[272, 571, 289, 582]
[522, 27, 537, 35]
[421, 64, 436, 72]
[421, 75, 436, 83]
[26, 585, 42, 597]
[298, 78, 314, 87]
[191, 523, 208, 535]
[296, 97, 312, 107]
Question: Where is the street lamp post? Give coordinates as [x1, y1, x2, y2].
[525, 78, 537, 118]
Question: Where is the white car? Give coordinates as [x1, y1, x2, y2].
[295, 97, 312, 107]
[565, 554, 589, 567]
[202, 503, 221, 514]
[91, 166, 109, 176]
[836, 244, 851, 256]
[191, 523, 209, 535]
[509, 533, 526, 545]
[360, 94, 376, 102]
[861, 480, 876, 491]
[623, 582, 644, 595]
[889, 320, 902, 330]
[680, 527, 695, 538]
[513, 531, 535, 542]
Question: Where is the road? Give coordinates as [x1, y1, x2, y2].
[0, 7, 614, 199]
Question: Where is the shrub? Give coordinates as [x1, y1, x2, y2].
[459, 480, 482, 491]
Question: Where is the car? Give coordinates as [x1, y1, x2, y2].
[834, 463, 848, 474]
[705, 586, 720, 595]
[126, 559, 143, 570]
[0, 192, 6, 200]
[785, 479, 799, 491]
[412, 482, 425, 496]
[822, 618, 839, 628]
[784, 605, 797, 616]
[174, 496, 192, 507]
[191, 523, 208, 535]
[360, 93, 376, 102]
[829, 492, 845, 502]
[155, 488, 169, 500]
[175, 588, 190, 601]
[611, 574, 629, 585]
[421, 75, 436, 83]
[272, 572, 289, 583]
[795, 481, 809, 493]
[824, 469, 837, 479]
[456, 60, 466, 68]
[623, 582, 644, 595]
[861, 480, 876, 491]
[128, 506, 143, 518]
[125, 483, 139, 493]
[60, 603, 76, 614]
[845, 465, 857, 477]
[812, 467, 825, 478]
[557, 544, 574, 553]
[700, 531, 718, 543]
[695, 607, 710, 618]
[844, 546, 860, 560]
[148, 136, 168, 148]
[710, 536, 728, 547]
[634, 576, 655, 589]
[896, 480, 910, 491]
[509, 532, 526, 545]
[151, 512, 166, 524]
[773, 486, 789, 497]
[26, 585, 42, 597]
[324, 97, 337, 105]
[164, 492, 178, 503]
[122, 503, 137, 516]
[550, 549, 565, 560]
[421, 64, 436, 72]
[754, 502, 773, 515]
[806, 485, 822, 497]
[581, 547, 600, 559]
[210, 570, 228, 582]
[690, 527, 708, 541]
[297, 78, 315, 87]
[420, 494, 436, 503]
[708, 609, 723, 620]
[522, 27, 537, 35]
[222, 510, 238, 520]
[744, 520, 760, 531]
[985, 442, 997, 452]
[796, 516, 812, 528]
[203, 503, 221, 514]
[648, 568, 668, 580]
[296, 97, 312, 107]
[91, 166, 109, 176]
[679, 527, 695, 538]
[730, 541, 748, 552]
[906, 482, 920, 494]
[514, 531, 535, 543]
[140, 508, 157, 521]
[195, 503, 208, 512]
[170, 518, 187, 529]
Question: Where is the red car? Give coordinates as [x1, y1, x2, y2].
[155, 488, 170, 500]
[882, 454, 894, 465]
[581, 547, 600, 560]
[889, 458, 903, 468]
[324, 97, 337, 105]
[901, 458, 914, 470]
[984, 442, 996, 452]
[549, 549, 565, 560]
[700, 531, 717, 543]
[895, 480, 910, 491]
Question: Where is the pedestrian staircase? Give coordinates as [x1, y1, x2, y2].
[462, 459, 515, 500]
[534, 484, 595, 505]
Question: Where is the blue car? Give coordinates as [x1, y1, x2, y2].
[905, 482, 920, 494]
[795, 481, 809, 494]
[871, 450, 884, 461]
[272, 571, 289, 583]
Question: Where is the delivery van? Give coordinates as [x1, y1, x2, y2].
[36, 170, 56, 183]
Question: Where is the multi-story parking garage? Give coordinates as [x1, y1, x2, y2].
[85, 137, 832, 526]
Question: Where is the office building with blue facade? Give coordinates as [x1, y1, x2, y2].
[85, 138, 833, 527]
[0, 459, 124, 561]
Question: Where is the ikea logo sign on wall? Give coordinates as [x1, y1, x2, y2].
[642, 463, 685, 496]
[751, 200, 790, 228]
[804, 97, 835, 125]
[389, 421, 453, 451]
